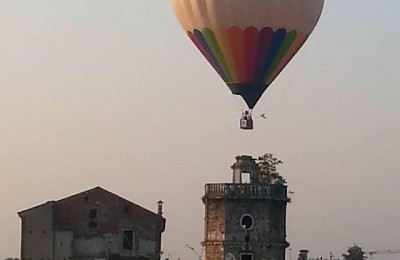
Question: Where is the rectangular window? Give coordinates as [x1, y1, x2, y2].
[89, 220, 98, 228]
[123, 229, 134, 250]
[240, 254, 253, 260]
[242, 172, 251, 184]
[89, 209, 98, 228]
[89, 209, 97, 219]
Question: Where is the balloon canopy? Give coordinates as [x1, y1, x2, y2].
[172, 0, 324, 109]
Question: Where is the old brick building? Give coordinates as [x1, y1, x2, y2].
[202, 155, 289, 260]
[18, 187, 166, 260]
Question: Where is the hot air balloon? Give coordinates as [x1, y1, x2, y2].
[171, 0, 324, 130]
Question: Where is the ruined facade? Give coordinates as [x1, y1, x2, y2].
[18, 187, 166, 260]
[202, 155, 289, 260]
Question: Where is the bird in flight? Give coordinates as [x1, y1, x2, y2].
[260, 113, 267, 119]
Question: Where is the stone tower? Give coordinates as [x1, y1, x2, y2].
[202, 155, 289, 260]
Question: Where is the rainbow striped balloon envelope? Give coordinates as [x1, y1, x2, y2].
[172, 0, 324, 109]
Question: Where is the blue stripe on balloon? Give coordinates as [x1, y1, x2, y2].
[257, 28, 287, 83]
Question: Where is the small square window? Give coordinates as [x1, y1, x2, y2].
[123, 205, 129, 213]
[89, 220, 98, 228]
[89, 209, 97, 219]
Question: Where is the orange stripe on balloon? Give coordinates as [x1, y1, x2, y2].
[228, 26, 246, 83]
[214, 30, 239, 83]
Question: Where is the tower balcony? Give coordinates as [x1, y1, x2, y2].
[204, 183, 288, 201]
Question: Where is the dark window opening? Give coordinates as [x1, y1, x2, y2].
[89, 209, 98, 228]
[123, 205, 129, 213]
[89, 209, 97, 219]
[123, 229, 134, 250]
[241, 214, 254, 230]
[89, 220, 98, 228]
[241, 254, 252, 260]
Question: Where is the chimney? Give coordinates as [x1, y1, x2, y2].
[298, 249, 309, 260]
[157, 200, 164, 216]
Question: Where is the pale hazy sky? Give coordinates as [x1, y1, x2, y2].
[1, 1, 400, 260]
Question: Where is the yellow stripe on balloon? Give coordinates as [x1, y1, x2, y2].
[213, 29, 239, 83]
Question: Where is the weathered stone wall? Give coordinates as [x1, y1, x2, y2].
[54, 188, 164, 259]
[19, 187, 165, 260]
[55, 231, 73, 259]
[203, 185, 288, 260]
[204, 199, 225, 242]
[138, 238, 157, 257]
[224, 199, 273, 243]
[203, 198, 225, 260]
[203, 242, 224, 260]
[19, 202, 55, 260]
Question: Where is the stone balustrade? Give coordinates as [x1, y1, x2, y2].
[204, 183, 287, 200]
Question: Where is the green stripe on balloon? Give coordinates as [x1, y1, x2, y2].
[264, 30, 297, 84]
[202, 28, 233, 82]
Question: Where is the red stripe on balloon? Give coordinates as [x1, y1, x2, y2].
[254, 27, 274, 83]
[228, 27, 246, 83]
[243, 27, 259, 83]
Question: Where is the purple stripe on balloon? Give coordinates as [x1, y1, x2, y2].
[193, 30, 228, 82]
[188, 32, 219, 74]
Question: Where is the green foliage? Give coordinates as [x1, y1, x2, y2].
[343, 245, 367, 260]
[257, 153, 286, 184]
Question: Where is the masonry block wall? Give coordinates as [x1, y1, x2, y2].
[19, 187, 165, 260]
[203, 156, 289, 260]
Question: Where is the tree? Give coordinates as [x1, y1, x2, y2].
[256, 153, 286, 184]
[343, 244, 367, 260]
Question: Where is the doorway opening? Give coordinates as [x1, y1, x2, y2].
[240, 253, 253, 260]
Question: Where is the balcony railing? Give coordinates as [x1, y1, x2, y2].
[204, 183, 287, 200]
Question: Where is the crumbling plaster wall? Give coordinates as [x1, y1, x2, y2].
[203, 192, 287, 260]
[54, 189, 162, 259]
[55, 231, 73, 259]
[203, 199, 225, 260]
[20, 202, 55, 260]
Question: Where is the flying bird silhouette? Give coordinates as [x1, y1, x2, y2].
[260, 113, 267, 119]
